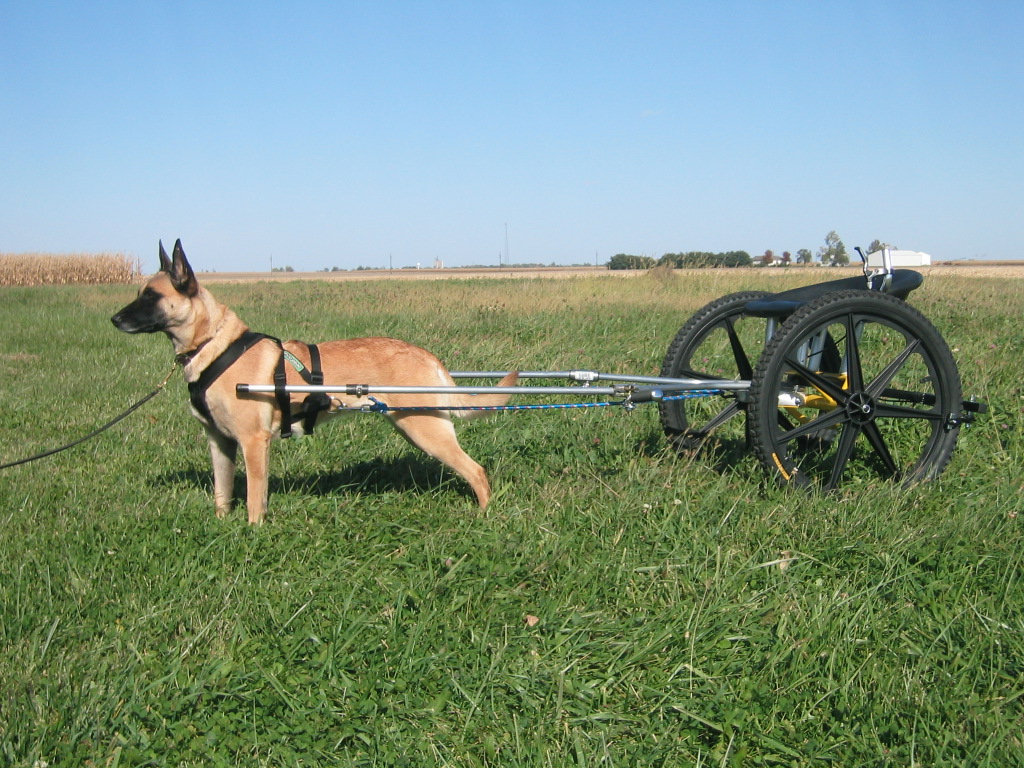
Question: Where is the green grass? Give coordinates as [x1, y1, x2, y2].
[1, 271, 1021, 766]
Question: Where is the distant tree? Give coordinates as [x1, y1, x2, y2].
[796, 248, 813, 264]
[723, 250, 752, 267]
[762, 249, 775, 266]
[658, 251, 752, 268]
[607, 254, 655, 270]
[659, 252, 689, 268]
[867, 239, 897, 254]
[781, 251, 792, 265]
[822, 231, 849, 266]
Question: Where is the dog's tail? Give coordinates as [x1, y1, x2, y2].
[450, 371, 520, 420]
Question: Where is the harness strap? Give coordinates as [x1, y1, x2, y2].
[307, 343, 324, 386]
[301, 343, 332, 435]
[274, 353, 292, 438]
[189, 331, 271, 424]
[277, 342, 331, 437]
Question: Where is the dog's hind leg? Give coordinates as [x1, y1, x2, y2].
[207, 430, 238, 518]
[389, 414, 492, 508]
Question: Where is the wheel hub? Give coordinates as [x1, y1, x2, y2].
[845, 391, 876, 424]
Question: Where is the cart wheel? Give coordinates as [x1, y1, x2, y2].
[659, 291, 772, 454]
[748, 290, 963, 491]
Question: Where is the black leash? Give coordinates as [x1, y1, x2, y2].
[0, 362, 179, 471]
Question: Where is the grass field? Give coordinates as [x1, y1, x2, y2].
[0, 270, 1021, 766]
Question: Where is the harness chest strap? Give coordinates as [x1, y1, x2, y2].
[188, 331, 270, 425]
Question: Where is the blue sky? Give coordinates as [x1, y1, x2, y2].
[2, 1, 1021, 272]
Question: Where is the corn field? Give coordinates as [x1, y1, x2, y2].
[0, 253, 141, 286]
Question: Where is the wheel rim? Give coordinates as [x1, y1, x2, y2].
[759, 304, 959, 490]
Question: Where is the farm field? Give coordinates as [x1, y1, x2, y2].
[195, 261, 1024, 284]
[0, 270, 1021, 765]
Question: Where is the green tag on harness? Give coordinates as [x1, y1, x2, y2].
[282, 350, 306, 373]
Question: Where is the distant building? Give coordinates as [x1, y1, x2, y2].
[867, 249, 932, 267]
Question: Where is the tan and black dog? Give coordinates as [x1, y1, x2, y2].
[112, 240, 518, 524]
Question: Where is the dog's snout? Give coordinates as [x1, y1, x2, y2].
[111, 311, 134, 332]
[111, 293, 166, 334]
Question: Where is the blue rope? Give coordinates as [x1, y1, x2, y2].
[364, 389, 722, 414]
[660, 390, 724, 402]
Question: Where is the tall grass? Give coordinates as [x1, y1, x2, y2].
[0, 253, 140, 286]
[0, 271, 1021, 766]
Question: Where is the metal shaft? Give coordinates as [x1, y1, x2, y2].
[448, 369, 748, 389]
[238, 383, 628, 396]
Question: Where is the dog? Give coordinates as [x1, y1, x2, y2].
[111, 240, 518, 524]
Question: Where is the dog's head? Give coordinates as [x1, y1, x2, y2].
[111, 239, 200, 335]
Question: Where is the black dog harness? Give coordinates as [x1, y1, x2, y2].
[186, 331, 332, 438]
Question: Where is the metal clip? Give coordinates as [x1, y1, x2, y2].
[618, 385, 637, 411]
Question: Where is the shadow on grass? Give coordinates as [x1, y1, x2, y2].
[154, 454, 474, 505]
[634, 426, 754, 473]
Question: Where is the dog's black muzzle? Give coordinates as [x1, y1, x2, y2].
[111, 289, 167, 334]
[111, 312, 161, 334]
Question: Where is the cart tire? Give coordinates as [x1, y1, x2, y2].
[748, 290, 962, 491]
[659, 291, 772, 454]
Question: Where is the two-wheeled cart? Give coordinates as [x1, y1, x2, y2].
[239, 248, 985, 491]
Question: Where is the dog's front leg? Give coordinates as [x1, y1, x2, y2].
[240, 432, 272, 525]
[207, 430, 238, 518]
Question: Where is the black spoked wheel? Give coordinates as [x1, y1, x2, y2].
[748, 290, 962, 491]
[659, 291, 772, 455]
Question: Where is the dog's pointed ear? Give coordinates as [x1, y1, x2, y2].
[158, 240, 172, 273]
[169, 239, 199, 297]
